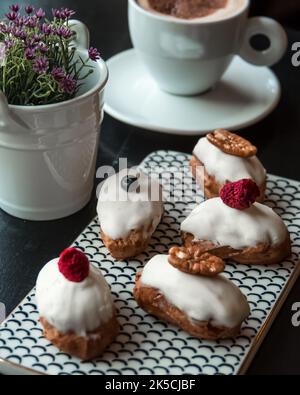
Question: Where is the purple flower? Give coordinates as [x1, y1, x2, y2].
[25, 6, 34, 14]
[25, 16, 37, 28]
[51, 67, 65, 82]
[33, 56, 49, 74]
[32, 33, 43, 43]
[35, 8, 45, 19]
[52, 8, 75, 20]
[52, 8, 62, 19]
[41, 23, 52, 35]
[25, 38, 35, 49]
[4, 26, 12, 34]
[61, 75, 77, 94]
[52, 68, 76, 94]
[13, 27, 26, 40]
[4, 39, 14, 49]
[5, 11, 18, 21]
[25, 47, 35, 60]
[61, 8, 75, 19]
[38, 43, 48, 54]
[25, 36, 41, 49]
[88, 47, 101, 61]
[15, 15, 27, 26]
[56, 26, 73, 39]
[9, 4, 20, 13]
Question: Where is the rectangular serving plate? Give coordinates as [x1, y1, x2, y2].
[0, 150, 300, 375]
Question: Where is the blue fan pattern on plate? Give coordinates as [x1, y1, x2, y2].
[0, 150, 300, 375]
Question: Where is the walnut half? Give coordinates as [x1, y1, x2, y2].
[207, 129, 257, 158]
[168, 246, 225, 276]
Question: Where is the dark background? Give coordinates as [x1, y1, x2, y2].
[0, 0, 300, 375]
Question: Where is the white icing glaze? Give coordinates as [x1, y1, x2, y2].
[181, 197, 288, 249]
[137, 0, 246, 22]
[36, 259, 114, 336]
[97, 169, 164, 240]
[193, 137, 266, 186]
[141, 255, 250, 328]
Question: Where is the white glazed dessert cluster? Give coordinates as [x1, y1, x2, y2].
[36, 130, 291, 356]
[134, 130, 290, 339]
[134, 167, 290, 339]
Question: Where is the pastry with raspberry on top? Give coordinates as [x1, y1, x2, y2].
[36, 248, 119, 360]
[181, 179, 291, 265]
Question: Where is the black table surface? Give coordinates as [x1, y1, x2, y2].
[1, 0, 300, 375]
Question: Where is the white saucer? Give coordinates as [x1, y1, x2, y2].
[104, 49, 281, 136]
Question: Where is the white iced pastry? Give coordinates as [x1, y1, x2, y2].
[181, 197, 288, 249]
[36, 258, 114, 336]
[140, 254, 250, 328]
[97, 168, 164, 240]
[193, 137, 266, 186]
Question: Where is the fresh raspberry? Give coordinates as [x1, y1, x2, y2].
[58, 248, 89, 283]
[220, 179, 260, 210]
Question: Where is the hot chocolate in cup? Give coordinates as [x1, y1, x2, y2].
[129, 0, 287, 96]
[137, 0, 244, 21]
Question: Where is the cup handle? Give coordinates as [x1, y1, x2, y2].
[239, 17, 288, 67]
[70, 19, 90, 50]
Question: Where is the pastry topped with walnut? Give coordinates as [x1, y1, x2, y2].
[190, 129, 266, 201]
[134, 247, 250, 340]
[181, 179, 291, 265]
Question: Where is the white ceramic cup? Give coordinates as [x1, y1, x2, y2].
[128, 0, 288, 95]
[0, 20, 108, 221]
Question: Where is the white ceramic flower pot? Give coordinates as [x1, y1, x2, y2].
[0, 21, 108, 220]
